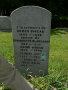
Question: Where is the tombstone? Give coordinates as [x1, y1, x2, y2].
[11, 6, 51, 76]
[0, 16, 11, 32]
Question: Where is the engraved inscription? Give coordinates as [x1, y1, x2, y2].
[14, 26, 49, 66]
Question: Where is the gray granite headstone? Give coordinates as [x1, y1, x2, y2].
[11, 6, 51, 76]
[0, 16, 11, 31]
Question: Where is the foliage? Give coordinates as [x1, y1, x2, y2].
[0, 0, 68, 16]
[0, 0, 23, 15]
[0, 0, 68, 28]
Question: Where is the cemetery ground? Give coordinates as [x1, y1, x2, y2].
[0, 29, 68, 90]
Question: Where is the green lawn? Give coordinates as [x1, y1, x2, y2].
[0, 29, 68, 90]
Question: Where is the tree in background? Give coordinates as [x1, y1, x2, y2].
[0, 0, 23, 15]
[23, 0, 68, 28]
[0, 0, 68, 28]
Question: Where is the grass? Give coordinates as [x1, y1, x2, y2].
[0, 32, 14, 63]
[0, 29, 68, 90]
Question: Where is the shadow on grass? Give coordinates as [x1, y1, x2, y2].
[0, 29, 12, 32]
[3, 88, 11, 90]
[51, 29, 68, 35]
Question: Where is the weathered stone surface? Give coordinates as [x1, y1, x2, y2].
[0, 56, 38, 90]
[0, 16, 11, 32]
[11, 6, 51, 76]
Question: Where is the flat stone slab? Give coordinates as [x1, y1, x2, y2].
[56, 28, 68, 30]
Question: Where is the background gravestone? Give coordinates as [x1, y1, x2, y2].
[11, 6, 51, 76]
[0, 16, 11, 32]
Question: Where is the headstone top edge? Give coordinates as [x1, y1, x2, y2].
[10, 6, 51, 16]
[0, 16, 10, 18]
